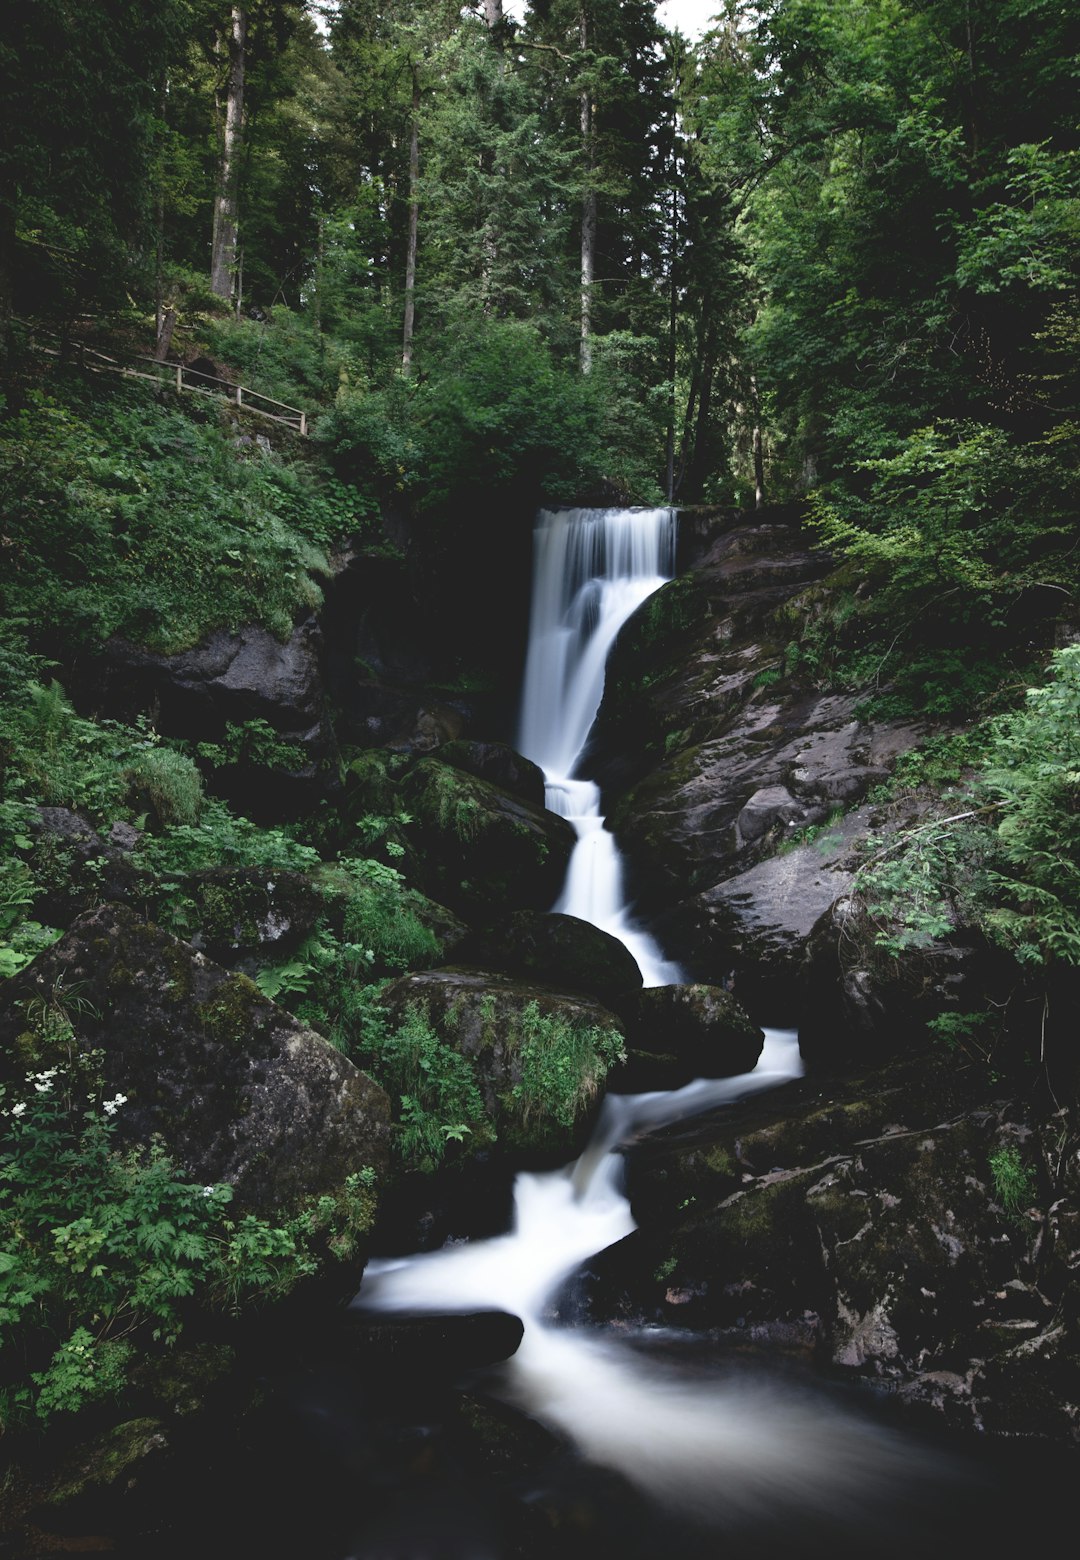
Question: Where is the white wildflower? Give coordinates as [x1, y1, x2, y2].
[11, 1102, 26, 1117]
[102, 1093, 128, 1116]
[202, 1185, 216, 1198]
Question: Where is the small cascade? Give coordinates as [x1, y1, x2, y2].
[517, 506, 681, 984]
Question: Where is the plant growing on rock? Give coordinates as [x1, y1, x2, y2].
[0, 1062, 360, 1429]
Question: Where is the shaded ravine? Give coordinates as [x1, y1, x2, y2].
[347, 506, 1037, 1553]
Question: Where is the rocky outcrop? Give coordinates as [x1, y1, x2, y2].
[402, 758, 575, 923]
[0, 903, 390, 1213]
[564, 1055, 1080, 1439]
[584, 517, 926, 1014]
[374, 967, 626, 1163]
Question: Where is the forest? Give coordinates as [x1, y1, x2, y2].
[1, 0, 1080, 1552]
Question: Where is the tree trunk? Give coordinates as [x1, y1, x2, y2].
[401, 63, 420, 376]
[751, 372, 765, 508]
[579, 10, 595, 375]
[210, 6, 247, 304]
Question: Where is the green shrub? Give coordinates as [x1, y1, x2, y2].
[0, 1064, 373, 1429]
[126, 746, 204, 827]
[505, 1001, 626, 1131]
[357, 1002, 491, 1173]
[989, 1144, 1037, 1218]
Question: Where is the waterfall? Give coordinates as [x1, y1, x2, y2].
[348, 507, 993, 1552]
[517, 506, 682, 985]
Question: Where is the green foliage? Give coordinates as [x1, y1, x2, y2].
[852, 650, 1080, 973]
[988, 1144, 1037, 1219]
[125, 746, 204, 827]
[196, 720, 307, 775]
[505, 1001, 626, 1132]
[979, 646, 1080, 965]
[0, 1065, 345, 1429]
[321, 316, 664, 510]
[357, 1002, 491, 1174]
[0, 387, 341, 656]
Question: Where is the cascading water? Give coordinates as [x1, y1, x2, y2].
[516, 506, 682, 985]
[349, 507, 1016, 1555]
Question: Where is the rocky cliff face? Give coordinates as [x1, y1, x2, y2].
[587, 512, 925, 1020]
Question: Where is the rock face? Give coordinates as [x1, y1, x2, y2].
[0, 903, 390, 1211]
[584, 515, 927, 1013]
[565, 1056, 1080, 1440]
[76, 618, 339, 816]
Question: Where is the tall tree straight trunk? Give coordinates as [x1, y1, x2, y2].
[401, 62, 420, 376]
[579, 7, 596, 375]
[665, 169, 679, 500]
[210, 6, 247, 304]
[751, 372, 765, 508]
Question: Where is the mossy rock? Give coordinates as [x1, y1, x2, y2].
[616, 983, 763, 1091]
[436, 740, 547, 808]
[374, 967, 627, 1163]
[487, 910, 643, 1015]
[0, 903, 391, 1217]
[176, 867, 324, 968]
[401, 759, 574, 922]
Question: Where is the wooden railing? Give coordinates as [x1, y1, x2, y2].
[26, 328, 309, 436]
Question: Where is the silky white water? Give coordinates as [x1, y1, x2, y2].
[354, 1031, 960, 1532]
[517, 506, 682, 985]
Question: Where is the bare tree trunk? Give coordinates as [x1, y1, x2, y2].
[482, 0, 504, 26]
[210, 6, 247, 304]
[401, 63, 420, 376]
[751, 372, 765, 509]
[579, 9, 595, 375]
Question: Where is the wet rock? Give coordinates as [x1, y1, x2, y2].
[482, 911, 643, 1016]
[659, 808, 870, 1022]
[736, 785, 805, 845]
[402, 758, 575, 923]
[569, 1059, 1080, 1438]
[437, 740, 547, 808]
[341, 1309, 525, 1379]
[616, 983, 763, 1092]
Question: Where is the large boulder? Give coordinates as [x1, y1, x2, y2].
[0, 903, 390, 1214]
[481, 910, 644, 1016]
[402, 759, 575, 923]
[616, 983, 764, 1091]
[373, 968, 627, 1163]
[798, 895, 1017, 1068]
[74, 618, 339, 819]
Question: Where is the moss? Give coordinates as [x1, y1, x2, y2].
[196, 974, 270, 1049]
[47, 1418, 168, 1506]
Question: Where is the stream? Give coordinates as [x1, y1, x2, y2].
[340, 508, 1063, 1558]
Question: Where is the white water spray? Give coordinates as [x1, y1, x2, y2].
[517, 506, 682, 985]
